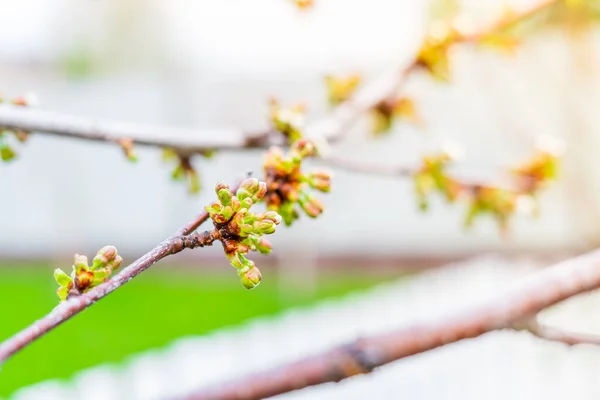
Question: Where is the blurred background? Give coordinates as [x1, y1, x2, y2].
[1, 0, 600, 398]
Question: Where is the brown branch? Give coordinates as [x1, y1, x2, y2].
[0, 229, 218, 363]
[0, 105, 273, 153]
[186, 248, 600, 400]
[520, 319, 600, 346]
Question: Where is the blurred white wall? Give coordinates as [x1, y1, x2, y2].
[0, 0, 597, 259]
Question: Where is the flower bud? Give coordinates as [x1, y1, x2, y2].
[263, 211, 282, 225]
[74, 254, 89, 274]
[240, 178, 260, 195]
[254, 220, 277, 234]
[107, 255, 123, 271]
[218, 188, 233, 206]
[256, 238, 273, 254]
[206, 202, 222, 216]
[253, 181, 268, 201]
[239, 266, 262, 290]
[215, 181, 229, 194]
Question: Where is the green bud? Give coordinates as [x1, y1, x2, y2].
[205, 202, 222, 216]
[54, 268, 72, 287]
[92, 268, 111, 285]
[218, 188, 233, 206]
[254, 220, 276, 234]
[221, 206, 234, 221]
[0, 144, 16, 162]
[240, 178, 260, 195]
[241, 197, 253, 210]
[238, 265, 262, 290]
[236, 188, 252, 201]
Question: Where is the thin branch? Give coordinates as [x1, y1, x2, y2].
[0, 105, 272, 153]
[0, 229, 218, 363]
[186, 248, 600, 400]
[520, 319, 600, 346]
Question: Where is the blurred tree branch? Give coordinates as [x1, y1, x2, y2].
[187, 248, 600, 400]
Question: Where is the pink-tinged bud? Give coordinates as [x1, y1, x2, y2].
[107, 255, 123, 271]
[215, 181, 229, 194]
[231, 197, 242, 212]
[256, 238, 273, 254]
[240, 178, 260, 194]
[74, 254, 89, 274]
[264, 211, 282, 225]
[96, 245, 117, 262]
[254, 181, 268, 201]
[239, 266, 262, 290]
[300, 197, 324, 218]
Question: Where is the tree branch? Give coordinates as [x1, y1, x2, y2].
[0, 105, 273, 153]
[0, 229, 217, 363]
[186, 248, 600, 400]
[520, 319, 600, 346]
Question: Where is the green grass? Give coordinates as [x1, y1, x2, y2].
[0, 262, 394, 396]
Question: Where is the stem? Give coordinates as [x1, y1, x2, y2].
[0, 230, 216, 363]
[522, 319, 600, 346]
[187, 248, 600, 400]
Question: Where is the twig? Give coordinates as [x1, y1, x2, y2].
[186, 248, 600, 400]
[520, 319, 600, 346]
[0, 105, 272, 153]
[0, 229, 218, 363]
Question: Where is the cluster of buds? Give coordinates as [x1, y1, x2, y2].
[415, 24, 461, 81]
[414, 144, 463, 210]
[263, 139, 331, 225]
[0, 92, 37, 162]
[512, 135, 563, 194]
[206, 178, 282, 289]
[464, 186, 536, 234]
[269, 98, 306, 143]
[370, 97, 421, 135]
[162, 148, 212, 194]
[53, 246, 123, 301]
[324, 73, 361, 106]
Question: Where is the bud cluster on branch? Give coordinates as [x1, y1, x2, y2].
[54, 246, 123, 301]
[0, 93, 36, 161]
[264, 139, 331, 225]
[206, 178, 282, 289]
